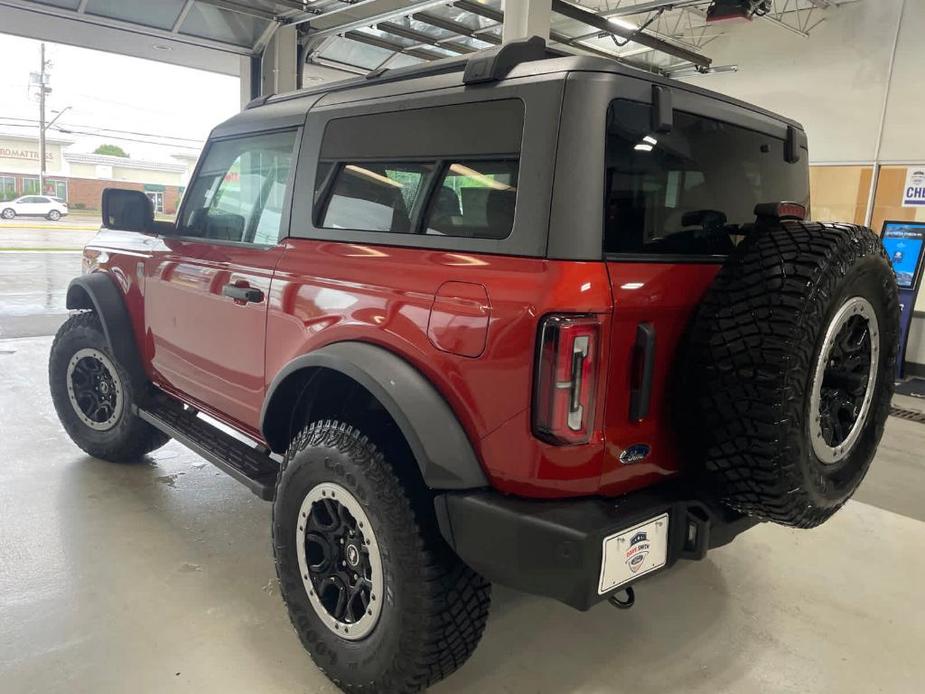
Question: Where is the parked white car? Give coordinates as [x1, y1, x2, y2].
[1, 195, 69, 221]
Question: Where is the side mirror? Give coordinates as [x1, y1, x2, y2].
[101, 188, 153, 232]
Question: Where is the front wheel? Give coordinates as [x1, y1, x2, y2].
[273, 420, 491, 692]
[49, 312, 169, 461]
[47, 209, 61, 221]
[1, 208, 14, 219]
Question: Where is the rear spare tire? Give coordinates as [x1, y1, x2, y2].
[687, 222, 899, 528]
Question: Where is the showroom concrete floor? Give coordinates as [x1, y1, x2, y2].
[1, 250, 924, 693]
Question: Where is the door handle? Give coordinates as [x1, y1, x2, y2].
[222, 282, 264, 304]
[629, 322, 656, 422]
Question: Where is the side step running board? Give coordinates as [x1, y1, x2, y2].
[137, 397, 278, 501]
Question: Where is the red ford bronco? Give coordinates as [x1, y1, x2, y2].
[49, 38, 899, 692]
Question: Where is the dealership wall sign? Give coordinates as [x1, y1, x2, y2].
[0, 147, 52, 162]
[903, 167, 925, 207]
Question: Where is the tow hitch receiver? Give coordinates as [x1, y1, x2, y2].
[608, 586, 636, 610]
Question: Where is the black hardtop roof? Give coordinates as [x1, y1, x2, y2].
[212, 37, 803, 138]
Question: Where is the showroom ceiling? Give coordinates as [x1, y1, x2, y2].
[0, 0, 852, 77]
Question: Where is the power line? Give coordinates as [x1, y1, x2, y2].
[0, 116, 205, 144]
[0, 120, 202, 150]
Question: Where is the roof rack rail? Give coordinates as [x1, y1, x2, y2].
[462, 36, 549, 85]
[258, 37, 557, 109]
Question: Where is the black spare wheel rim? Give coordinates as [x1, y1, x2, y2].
[296, 481, 383, 640]
[810, 296, 879, 464]
[66, 347, 123, 431]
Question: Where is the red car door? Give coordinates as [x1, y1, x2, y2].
[144, 130, 298, 435]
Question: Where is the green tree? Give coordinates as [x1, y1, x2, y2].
[93, 143, 129, 158]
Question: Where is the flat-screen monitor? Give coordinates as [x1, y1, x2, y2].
[881, 221, 925, 289]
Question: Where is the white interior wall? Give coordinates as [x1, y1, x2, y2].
[680, 0, 925, 368]
[878, 0, 923, 163]
[678, 0, 907, 164]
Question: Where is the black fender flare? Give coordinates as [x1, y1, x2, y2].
[66, 273, 146, 391]
[261, 342, 488, 490]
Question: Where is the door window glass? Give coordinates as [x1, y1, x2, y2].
[179, 130, 296, 244]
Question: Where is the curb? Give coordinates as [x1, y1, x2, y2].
[0, 224, 98, 232]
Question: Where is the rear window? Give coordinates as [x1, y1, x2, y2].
[604, 100, 809, 256]
[314, 99, 523, 240]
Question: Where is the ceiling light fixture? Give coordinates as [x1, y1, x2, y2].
[609, 17, 638, 32]
[345, 165, 404, 188]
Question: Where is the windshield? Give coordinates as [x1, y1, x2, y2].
[604, 99, 809, 256]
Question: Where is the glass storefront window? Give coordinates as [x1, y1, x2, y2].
[0, 176, 15, 202]
[145, 191, 164, 213]
[22, 177, 40, 195]
[45, 179, 67, 201]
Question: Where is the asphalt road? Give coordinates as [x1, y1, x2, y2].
[0, 250, 82, 339]
[0, 220, 98, 251]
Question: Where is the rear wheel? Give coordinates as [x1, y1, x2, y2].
[686, 222, 900, 528]
[1, 208, 14, 219]
[273, 420, 491, 692]
[49, 312, 169, 461]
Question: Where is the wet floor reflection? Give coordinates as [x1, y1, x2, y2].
[0, 252, 81, 338]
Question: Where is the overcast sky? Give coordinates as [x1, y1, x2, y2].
[0, 33, 239, 158]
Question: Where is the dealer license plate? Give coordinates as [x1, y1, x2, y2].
[598, 513, 669, 594]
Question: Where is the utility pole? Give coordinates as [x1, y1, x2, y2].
[38, 42, 47, 195]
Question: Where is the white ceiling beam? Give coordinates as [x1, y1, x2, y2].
[172, 0, 195, 33]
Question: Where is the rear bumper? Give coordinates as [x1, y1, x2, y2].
[435, 484, 758, 611]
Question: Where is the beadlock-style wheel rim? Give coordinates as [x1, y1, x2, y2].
[296, 482, 383, 641]
[810, 297, 880, 464]
[66, 348, 123, 431]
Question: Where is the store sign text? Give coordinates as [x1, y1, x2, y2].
[0, 147, 53, 162]
[903, 168, 925, 207]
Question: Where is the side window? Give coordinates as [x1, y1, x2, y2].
[179, 130, 296, 244]
[319, 163, 432, 233]
[311, 99, 524, 241]
[423, 160, 518, 239]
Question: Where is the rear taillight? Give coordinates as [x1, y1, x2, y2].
[533, 314, 601, 445]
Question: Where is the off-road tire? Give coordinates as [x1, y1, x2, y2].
[273, 420, 491, 693]
[686, 222, 900, 528]
[49, 311, 169, 461]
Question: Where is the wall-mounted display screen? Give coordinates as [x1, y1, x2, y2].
[881, 221, 925, 289]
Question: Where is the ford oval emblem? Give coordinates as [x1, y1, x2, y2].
[619, 444, 651, 465]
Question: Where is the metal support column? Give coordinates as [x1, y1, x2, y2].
[262, 24, 298, 96]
